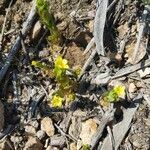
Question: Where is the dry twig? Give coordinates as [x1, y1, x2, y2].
[94, 0, 108, 55]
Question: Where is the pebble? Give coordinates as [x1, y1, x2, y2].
[36, 130, 46, 140]
[80, 119, 97, 145]
[31, 21, 42, 40]
[41, 117, 55, 137]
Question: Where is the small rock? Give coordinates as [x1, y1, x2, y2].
[80, 119, 98, 145]
[32, 21, 42, 40]
[25, 125, 36, 135]
[41, 117, 55, 137]
[36, 130, 46, 140]
[70, 142, 77, 150]
[0, 101, 4, 131]
[24, 137, 43, 150]
[50, 135, 66, 147]
[128, 83, 137, 93]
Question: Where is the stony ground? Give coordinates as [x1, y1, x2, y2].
[0, 0, 150, 150]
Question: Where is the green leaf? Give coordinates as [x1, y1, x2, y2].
[106, 90, 119, 102]
[32, 61, 49, 70]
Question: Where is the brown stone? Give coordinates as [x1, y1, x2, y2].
[41, 117, 55, 137]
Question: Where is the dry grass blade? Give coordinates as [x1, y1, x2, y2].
[94, 0, 108, 56]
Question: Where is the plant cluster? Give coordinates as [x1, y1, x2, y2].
[101, 85, 126, 107]
[51, 56, 79, 107]
[32, 56, 79, 107]
[36, 0, 61, 44]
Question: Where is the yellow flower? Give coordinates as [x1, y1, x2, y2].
[51, 95, 63, 107]
[113, 85, 125, 98]
[55, 56, 69, 69]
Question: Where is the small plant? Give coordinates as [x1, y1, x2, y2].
[51, 56, 78, 107]
[100, 85, 125, 107]
[36, 0, 61, 44]
[32, 56, 79, 108]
